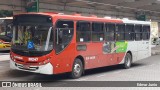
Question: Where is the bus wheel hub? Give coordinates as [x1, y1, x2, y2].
[74, 64, 81, 75]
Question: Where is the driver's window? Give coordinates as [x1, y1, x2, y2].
[55, 20, 74, 54]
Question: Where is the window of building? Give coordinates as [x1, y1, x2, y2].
[142, 25, 150, 40]
[125, 24, 134, 40]
[135, 25, 142, 40]
[105, 23, 115, 41]
[92, 22, 104, 41]
[76, 21, 91, 42]
[115, 24, 125, 41]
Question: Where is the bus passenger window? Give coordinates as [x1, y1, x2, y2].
[135, 25, 142, 41]
[125, 24, 134, 40]
[55, 20, 74, 53]
[76, 21, 91, 42]
[105, 23, 115, 41]
[142, 26, 150, 40]
[92, 22, 104, 41]
[115, 24, 125, 41]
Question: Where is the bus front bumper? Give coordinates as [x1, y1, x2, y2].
[10, 60, 53, 75]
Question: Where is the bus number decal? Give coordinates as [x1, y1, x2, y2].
[86, 56, 96, 60]
[28, 58, 38, 62]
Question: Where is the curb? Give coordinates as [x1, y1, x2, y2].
[0, 55, 10, 61]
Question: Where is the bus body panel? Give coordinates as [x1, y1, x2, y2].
[76, 41, 126, 69]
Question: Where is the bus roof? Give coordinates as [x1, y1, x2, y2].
[122, 19, 151, 25]
[14, 12, 151, 25]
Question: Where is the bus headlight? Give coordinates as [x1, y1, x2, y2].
[39, 58, 50, 65]
[43, 58, 50, 64]
[10, 54, 13, 60]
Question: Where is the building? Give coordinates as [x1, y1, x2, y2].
[0, 0, 160, 36]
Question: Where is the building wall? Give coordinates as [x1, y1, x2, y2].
[39, 2, 135, 19]
[0, 0, 26, 14]
[39, 1, 160, 22]
[0, 0, 159, 22]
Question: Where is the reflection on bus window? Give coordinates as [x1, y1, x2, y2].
[76, 21, 91, 42]
[0, 18, 13, 43]
[92, 22, 104, 42]
[55, 20, 74, 53]
[12, 25, 53, 51]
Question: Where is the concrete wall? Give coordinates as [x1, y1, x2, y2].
[39, 2, 135, 19]
[0, 0, 26, 14]
[0, 0, 159, 22]
[39, 1, 160, 22]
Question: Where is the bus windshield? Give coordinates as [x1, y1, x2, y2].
[12, 25, 53, 52]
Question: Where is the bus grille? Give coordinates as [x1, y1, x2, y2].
[15, 63, 39, 71]
[11, 49, 52, 57]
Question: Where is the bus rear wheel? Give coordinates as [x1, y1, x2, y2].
[70, 58, 83, 79]
[123, 53, 132, 69]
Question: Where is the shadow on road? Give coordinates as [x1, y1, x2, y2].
[5, 70, 34, 77]
[1, 62, 146, 82]
[83, 63, 145, 77]
[24, 63, 146, 81]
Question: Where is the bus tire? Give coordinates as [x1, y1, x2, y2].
[123, 53, 132, 69]
[70, 58, 83, 79]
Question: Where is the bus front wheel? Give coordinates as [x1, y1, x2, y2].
[123, 53, 132, 69]
[70, 58, 83, 79]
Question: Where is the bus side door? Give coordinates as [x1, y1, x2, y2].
[54, 20, 75, 73]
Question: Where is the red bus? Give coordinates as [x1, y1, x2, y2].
[10, 12, 151, 78]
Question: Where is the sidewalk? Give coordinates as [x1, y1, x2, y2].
[0, 55, 10, 61]
[151, 45, 160, 55]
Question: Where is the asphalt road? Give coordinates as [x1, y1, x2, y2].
[0, 55, 160, 90]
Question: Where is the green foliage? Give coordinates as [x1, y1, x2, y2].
[0, 10, 13, 17]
